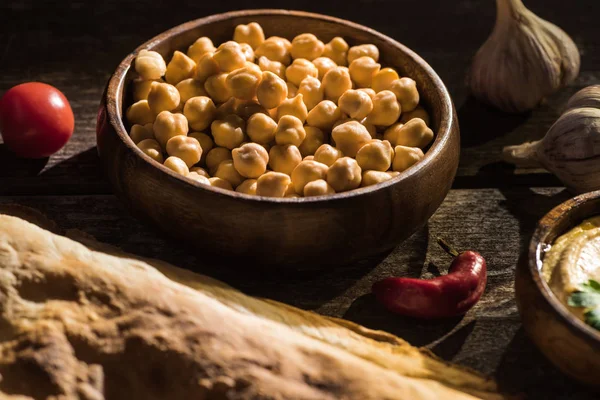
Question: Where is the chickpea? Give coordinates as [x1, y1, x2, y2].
[213, 41, 246, 72]
[276, 94, 308, 123]
[304, 179, 335, 197]
[255, 36, 292, 66]
[349, 56, 380, 88]
[211, 114, 246, 149]
[384, 118, 433, 149]
[357, 88, 376, 101]
[298, 126, 324, 157]
[236, 100, 269, 120]
[187, 37, 216, 63]
[323, 37, 349, 66]
[232, 143, 269, 178]
[327, 157, 362, 192]
[389, 77, 419, 112]
[347, 44, 379, 64]
[188, 172, 211, 185]
[338, 89, 373, 120]
[400, 106, 430, 126]
[256, 71, 288, 110]
[209, 177, 234, 191]
[165, 51, 197, 85]
[206, 147, 232, 174]
[176, 78, 208, 104]
[236, 179, 258, 195]
[286, 81, 298, 98]
[194, 52, 220, 83]
[355, 139, 393, 171]
[147, 81, 180, 114]
[166, 135, 202, 167]
[322, 67, 352, 103]
[130, 123, 154, 144]
[291, 160, 328, 194]
[239, 43, 255, 62]
[190, 166, 210, 178]
[214, 159, 244, 188]
[153, 111, 188, 148]
[126, 100, 155, 125]
[372, 68, 400, 93]
[306, 100, 342, 131]
[274, 115, 306, 146]
[331, 120, 371, 158]
[286, 193, 301, 198]
[366, 90, 401, 127]
[226, 66, 262, 100]
[285, 58, 319, 87]
[204, 73, 232, 103]
[256, 57, 284, 80]
[133, 78, 163, 101]
[137, 139, 164, 163]
[360, 118, 377, 137]
[215, 97, 238, 119]
[245, 61, 262, 75]
[361, 170, 394, 187]
[246, 113, 277, 144]
[183, 96, 217, 131]
[269, 144, 302, 175]
[290, 33, 324, 61]
[304, 155, 314, 161]
[135, 50, 167, 80]
[392, 145, 425, 172]
[313, 144, 343, 167]
[297, 76, 324, 110]
[256, 172, 292, 197]
[234, 22, 265, 50]
[312, 57, 337, 80]
[164, 156, 189, 176]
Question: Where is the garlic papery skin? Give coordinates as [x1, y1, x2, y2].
[565, 85, 600, 112]
[503, 108, 600, 193]
[467, 0, 580, 113]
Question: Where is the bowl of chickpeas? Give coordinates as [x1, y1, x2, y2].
[97, 9, 459, 269]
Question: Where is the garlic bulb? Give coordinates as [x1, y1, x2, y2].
[467, 0, 580, 113]
[565, 85, 600, 112]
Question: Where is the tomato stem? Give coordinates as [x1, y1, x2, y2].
[437, 237, 460, 257]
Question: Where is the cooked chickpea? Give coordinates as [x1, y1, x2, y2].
[211, 114, 246, 149]
[274, 115, 306, 146]
[327, 157, 362, 192]
[361, 119, 377, 137]
[133, 78, 162, 101]
[256, 172, 292, 197]
[400, 106, 430, 126]
[290, 33, 324, 61]
[234, 22, 265, 50]
[126, 100, 155, 125]
[361, 170, 394, 187]
[269, 144, 302, 175]
[214, 159, 244, 188]
[215, 97, 238, 119]
[347, 44, 379, 64]
[226, 66, 262, 100]
[291, 160, 328, 194]
[166, 135, 202, 167]
[255, 36, 292, 66]
[164, 156, 189, 176]
[209, 177, 234, 191]
[306, 100, 342, 131]
[338, 89, 373, 120]
[176, 78, 208, 104]
[190, 166, 210, 178]
[153, 111, 188, 148]
[313, 144, 343, 167]
[183, 96, 216, 131]
[256, 71, 288, 109]
[130, 123, 154, 144]
[323, 37, 349, 66]
[258, 56, 286, 79]
[240, 43, 255, 62]
[187, 37, 216, 63]
[304, 179, 335, 197]
[194, 52, 220, 83]
[298, 126, 324, 157]
[322, 67, 353, 103]
[312, 57, 337, 80]
[276, 95, 308, 123]
[232, 143, 269, 178]
[357, 88, 376, 101]
[147, 81, 180, 114]
[213, 41, 246, 72]
[355, 139, 393, 171]
[135, 50, 167, 80]
[246, 113, 276, 144]
[165, 51, 197, 85]
[286, 81, 298, 98]
[372, 68, 400, 93]
[297, 77, 323, 110]
[384, 118, 433, 148]
[236, 179, 258, 195]
[304, 155, 314, 161]
[236, 100, 268, 120]
[392, 145, 425, 172]
[188, 172, 211, 185]
[349, 56, 380, 88]
[389, 77, 419, 112]
[285, 58, 319, 87]
[137, 139, 164, 163]
[366, 90, 401, 127]
[204, 73, 232, 103]
[206, 147, 232, 174]
[331, 121, 371, 158]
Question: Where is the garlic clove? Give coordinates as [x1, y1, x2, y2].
[467, 0, 580, 113]
[565, 85, 600, 112]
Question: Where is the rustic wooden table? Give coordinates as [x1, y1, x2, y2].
[1, 0, 598, 398]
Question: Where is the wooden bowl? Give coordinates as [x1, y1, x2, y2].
[96, 10, 459, 269]
[516, 191, 600, 386]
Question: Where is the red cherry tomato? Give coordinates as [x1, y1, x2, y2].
[0, 82, 74, 158]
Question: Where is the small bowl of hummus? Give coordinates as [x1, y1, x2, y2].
[516, 190, 600, 387]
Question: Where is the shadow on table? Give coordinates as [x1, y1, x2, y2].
[0, 144, 48, 177]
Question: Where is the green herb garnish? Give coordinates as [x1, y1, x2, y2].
[568, 279, 600, 331]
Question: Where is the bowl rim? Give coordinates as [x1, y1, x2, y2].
[528, 190, 600, 342]
[105, 9, 455, 203]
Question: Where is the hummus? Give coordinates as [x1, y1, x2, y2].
[542, 216, 600, 322]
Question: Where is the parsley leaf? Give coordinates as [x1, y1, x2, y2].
[567, 280, 600, 332]
[585, 308, 600, 331]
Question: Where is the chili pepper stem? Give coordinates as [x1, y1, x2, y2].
[437, 238, 460, 257]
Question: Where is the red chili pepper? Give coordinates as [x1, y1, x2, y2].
[372, 239, 487, 319]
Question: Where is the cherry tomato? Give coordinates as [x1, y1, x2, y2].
[0, 82, 74, 158]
